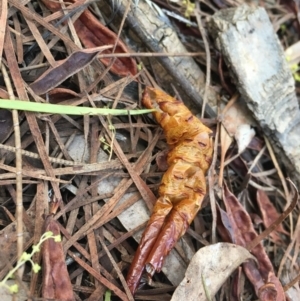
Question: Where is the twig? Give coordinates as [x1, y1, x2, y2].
[195, 1, 211, 118]
[98, 235, 135, 301]
[92, 0, 132, 85]
[0, 144, 79, 166]
[0, 0, 7, 66]
[264, 136, 293, 237]
[283, 271, 300, 291]
[96, 51, 205, 58]
[208, 120, 219, 244]
[1, 63, 23, 279]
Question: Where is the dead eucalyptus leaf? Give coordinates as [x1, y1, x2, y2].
[30, 46, 112, 95]
[42, 215, 74, 301]
[222, 184, 287, 301]
[171, 243, 254, 301]
[41, 0, 137, 77]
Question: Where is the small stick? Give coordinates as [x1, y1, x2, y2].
[195, 1, 211, 118]
[1, 63, 24, 279]
[264, 136, 293, 237]
[208, 120, 219, 244]
[96, 52, 204, 58]
[98, 235, 134, 301]
[0, 143, 79, 166]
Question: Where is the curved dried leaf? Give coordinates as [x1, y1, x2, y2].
[171, 243, 254, 301]
[222, 184, 286, 301]
[41, 0, 137, 76]
[42, 215, 74, 301]
[30, 46, 111, 95]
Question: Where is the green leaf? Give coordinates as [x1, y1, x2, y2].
[104, 289, 111, 301]
[0, 100, 155, 116]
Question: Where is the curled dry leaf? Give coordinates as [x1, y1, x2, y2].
[171, 243, 255, 301]
[40, 0, 137, 76]
[30, 46, 112, 95]
[42, 215, 74, 301]
[126, 87, 213, 294]
[222, 184, 286, 301]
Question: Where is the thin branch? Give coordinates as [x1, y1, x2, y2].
[98, 235, 135, 301]
[195, 1, 211, 118]
[1, 63, 24, 279]
[208, 120, 219, 244]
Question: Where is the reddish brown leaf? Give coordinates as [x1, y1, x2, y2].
[42, 215, 74, 301]
[256, 190, 289, 244]
[30, 46, 112, 95]
[222, 184, 286, 301]
[40, 0, 137, 76]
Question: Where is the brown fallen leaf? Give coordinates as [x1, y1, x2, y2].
[40, 0, 137, 76]
[30, 45, 112, 95]
[222, 184, 287, 301]
[171, 243, 254, 301]
[42, 215, 74, 301]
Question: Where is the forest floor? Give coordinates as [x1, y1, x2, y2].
[0, 1, 300, 301]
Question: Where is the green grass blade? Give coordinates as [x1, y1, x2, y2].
[0, 99, 154, 116]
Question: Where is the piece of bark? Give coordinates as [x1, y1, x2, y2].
[104, 0, 216, 117]
[208, 5, 300, 186]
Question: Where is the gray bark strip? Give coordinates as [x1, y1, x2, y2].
[208, 5, 300, 186]
[106, 0, 216, 117]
